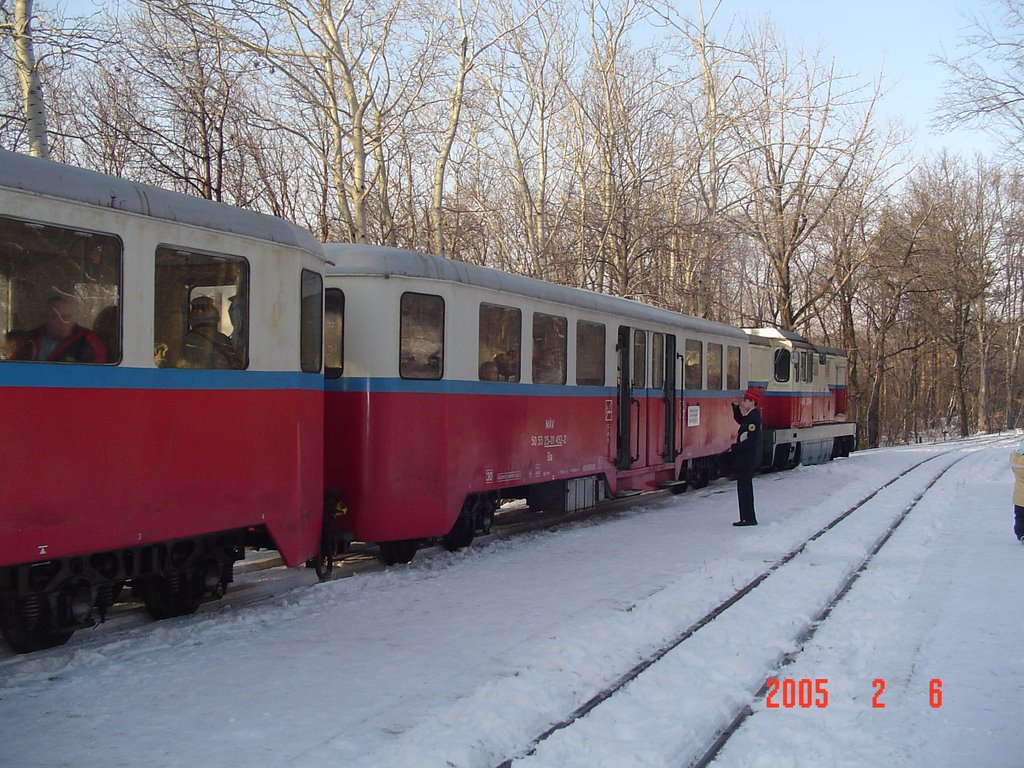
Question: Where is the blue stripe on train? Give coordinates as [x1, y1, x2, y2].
[0, 362, 322, 391]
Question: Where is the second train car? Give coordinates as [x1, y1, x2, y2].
[321, 245, 855, 564]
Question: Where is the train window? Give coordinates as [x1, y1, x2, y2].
[0, 216, 120, 364]
[154, 247, 247, 369]
[774, 349, 791, 383]
[632, 330, 647, 389]
[400, 292, 444, 379]
[576, 321, 605, 386]
[325, 288, 345, 378]
[807, 351, 817, 382]
[479, 303, 521, 382]
[652, 333, 665, 389]
[684, 339, 703, 390]
[796, 350, 811, 383]
[533, 313, 567, 385]
[726, 345, 741, 390]
[300, 269, 323, 373]
[707, 343, 723, 389]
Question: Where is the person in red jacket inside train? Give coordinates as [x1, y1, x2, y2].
[731, 388, 763, 527]
[21, 295, 107, 364]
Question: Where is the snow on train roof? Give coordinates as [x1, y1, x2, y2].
[0, 150, 323, 256]
[324, 243, 748, 340]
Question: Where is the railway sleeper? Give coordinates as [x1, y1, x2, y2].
[0, 530, 246, 654]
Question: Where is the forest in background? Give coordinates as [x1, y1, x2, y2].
[3, 0, 1024, 447]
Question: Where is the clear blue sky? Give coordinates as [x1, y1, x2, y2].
[707, 0, 1000, 157]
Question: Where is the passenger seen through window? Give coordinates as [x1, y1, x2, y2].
[0, 216, 120, 365]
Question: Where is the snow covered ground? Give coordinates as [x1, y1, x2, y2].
[1, 436, 1021, 768]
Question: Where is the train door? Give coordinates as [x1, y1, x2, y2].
[647, 332, 677, 465]
[663, 334, 678, 462]
[616, 326, 650, 470]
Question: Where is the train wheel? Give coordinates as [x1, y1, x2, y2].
[135, 571, 203, 621]
[442, 513, 475, 552]
[0, 596, 73, 654]
[443, 495, 482, 552]
[310, 523, 336, 582]
[378, 540, 418, 566]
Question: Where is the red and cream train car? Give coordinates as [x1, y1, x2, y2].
[745, 327, 857, 468]
[0, 151, 328, 652]
[322, 245, 751, 564]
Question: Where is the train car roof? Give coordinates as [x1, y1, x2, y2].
[325, 243, 748, 340]
[0, 150, 324, 257]
[744, 327, 845, 356]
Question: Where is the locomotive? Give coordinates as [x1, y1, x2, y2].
[0, 151, 855, 653]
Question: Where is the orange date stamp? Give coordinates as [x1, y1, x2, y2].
[764, 677, 944, 709]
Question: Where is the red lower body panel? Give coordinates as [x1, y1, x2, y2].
[325, 388, 736, 542]
[0, 386, 323, 568]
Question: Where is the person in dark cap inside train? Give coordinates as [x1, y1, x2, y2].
[182, 295, 236, 369]
[731, 388, 763, 527]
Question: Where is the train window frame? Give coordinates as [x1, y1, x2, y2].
[154, 246, 248, 370]
[726, 345, 741, 390]
[478, 302, 521, 382]
[632, 329, 647, 389]
[324, 288, 345, 379]
[575, 320, 606, 386]
[300, 269, 323, 374]
[652, 332, 665, 390]
[532, 312, 567, 385]
[684, 338, 703, 390]
[706, 342, 723, 390]
[0, 215, 121, 365]
[400, 291, 444, 380]
[774, 348, 791, 383]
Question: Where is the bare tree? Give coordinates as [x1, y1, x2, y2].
[470, 0, 579, 277]
[856, 207, 929, 447]
[643, 0, 748, 319]
[729, 18, 882, 330]
[906, 154, 999, 437]
[996, 170, 1024, 428]
[423, 0, 538, 256]
[152, 0, 436, 243]
[936, 0, 1024, 161]
[6, 0, 48, 156]
[2, 0, 111, 156]
[568, 0, 676, 300]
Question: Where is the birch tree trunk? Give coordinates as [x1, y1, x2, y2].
[13, 0, 49, 158]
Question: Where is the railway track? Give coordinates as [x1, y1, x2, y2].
[492, 435, 1012, 768]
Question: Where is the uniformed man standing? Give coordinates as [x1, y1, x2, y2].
[731, 388, 763, 527]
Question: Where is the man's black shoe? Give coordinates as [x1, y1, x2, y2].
[732, 520, 758, 526]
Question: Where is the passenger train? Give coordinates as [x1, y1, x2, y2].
[0, 151, 855, 652]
